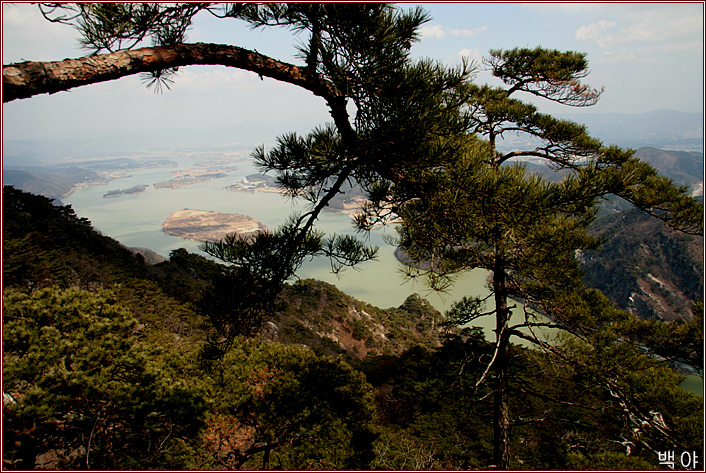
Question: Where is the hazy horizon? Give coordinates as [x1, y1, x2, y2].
[3, 3, 704, 146]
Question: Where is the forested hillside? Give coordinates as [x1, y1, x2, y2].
[519, 147, 703, 322]
[581, 208, 703, 321]
[3, 187, 703, 470]
[2, 167, 104, 201]
[3, 3, 703, 470]
[580, 147, 703, 321]
[2, 186, 447, 359]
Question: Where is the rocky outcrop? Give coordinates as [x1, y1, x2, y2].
[266, 279, 447, 362]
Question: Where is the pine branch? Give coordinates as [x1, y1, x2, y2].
[3, 42, 341, 103]
[519, 387, 602, 411]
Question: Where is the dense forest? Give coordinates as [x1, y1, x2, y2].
[2, 186, 703, 470]
[3, 3, 704, 470]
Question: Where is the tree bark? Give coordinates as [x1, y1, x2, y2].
[492, 256, 511, 470]
[2, 42, 359, 174]
[3, 42, 341, 103]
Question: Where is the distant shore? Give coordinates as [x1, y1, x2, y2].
[226, 177, 372, 220]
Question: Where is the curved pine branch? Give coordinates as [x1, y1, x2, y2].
[3, 42, 341, 103]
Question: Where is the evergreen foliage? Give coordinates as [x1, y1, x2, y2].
[485, 47, 603, 106]
[3, 4, 703, 470]
[363, 327, 702, 470]
[379, 46, 702, 468]
[197, 338, 377, 470]
[2, 287, 207, 470]
[1, 187, 440, 470]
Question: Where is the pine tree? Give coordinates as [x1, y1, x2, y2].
[5, 8, 702, 466]
[2, 286, 207, 469]
[381, 48, 702, 469]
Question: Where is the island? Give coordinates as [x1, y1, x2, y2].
[154, 165, 238, 189]
[162, 209, 267, 242]
[103, 184, 149, 198]
[154, 172, 230, 189]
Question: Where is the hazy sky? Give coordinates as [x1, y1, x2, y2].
[2, 2, 704, 143]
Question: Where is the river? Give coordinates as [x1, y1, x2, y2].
[62, 155, 537, 338]
[64, 156, 491, 312]
[61, 156, 702, 395]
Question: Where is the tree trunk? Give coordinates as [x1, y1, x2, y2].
[492, 256, 511, 470]
[3, 42, 339, 103]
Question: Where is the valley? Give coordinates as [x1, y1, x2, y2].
[2, 142, 702, 324]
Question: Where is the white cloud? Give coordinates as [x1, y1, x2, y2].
[575, 20, 617, 46]
[2, 3, 82, 62]
[575, 4, 703, 47]
[419, 24, 486, 39]
[457, 48, 483, 64]
[419, 24, 447, 38]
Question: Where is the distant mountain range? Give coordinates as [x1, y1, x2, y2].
[557, 109, 703, 152]
[2, 116, 324, 164]
[631, 147, 703, 193]
[3, 109, 703, 163]
[2, 158, 177, 201]
[495, 109, 703, 154]
[4, 109, 703, 201]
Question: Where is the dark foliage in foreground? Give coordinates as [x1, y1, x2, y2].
[2, 188, 702, 470]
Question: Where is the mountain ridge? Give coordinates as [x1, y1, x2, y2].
[580, 208, 703, 321]
[2, 185, 448, 360]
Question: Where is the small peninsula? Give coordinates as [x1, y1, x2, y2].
[154, 172, 229, 189]
[162, 209, 267, 242]
[154, 166, 238, 189]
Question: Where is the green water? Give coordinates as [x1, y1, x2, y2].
[63, 159, 459, 308]
[680, 375, 704, 396]
[63, 159, 701, 390]
[62, 158, 545, 341]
